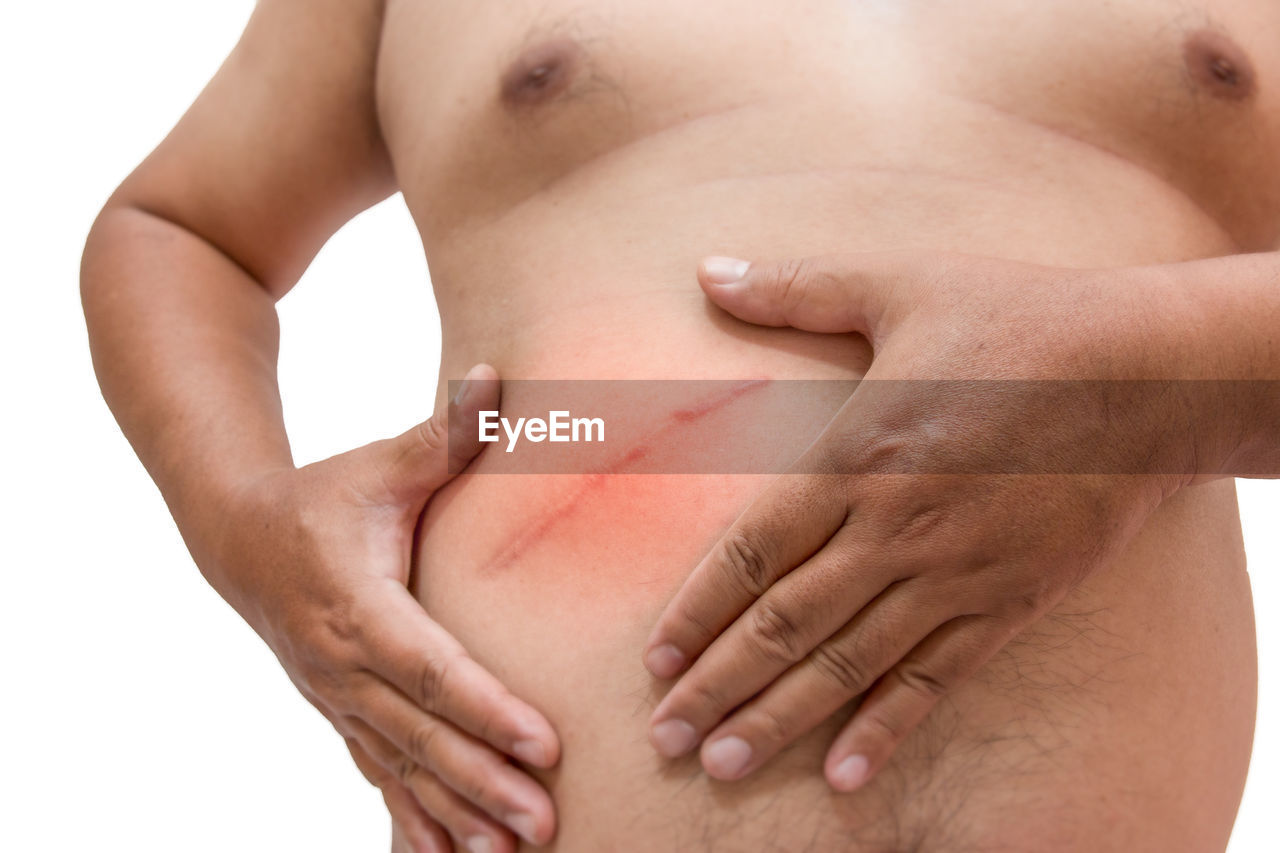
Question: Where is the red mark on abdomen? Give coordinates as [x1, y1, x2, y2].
[670, 379, 770, 423]
[479, 379, 771, 573]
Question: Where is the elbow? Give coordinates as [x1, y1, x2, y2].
[80, 196, 288, 314]
[80, 200, 127, 319]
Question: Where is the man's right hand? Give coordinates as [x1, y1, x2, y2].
[206, 364, 557, 853]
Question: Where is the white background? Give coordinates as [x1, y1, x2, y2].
[2, 2, 1276, 850]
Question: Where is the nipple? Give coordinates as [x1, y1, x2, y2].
[1183, 29, 1256, 103]
[499, 36, 583, 109]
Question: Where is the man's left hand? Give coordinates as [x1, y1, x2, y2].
[643, 251, 1233, 793]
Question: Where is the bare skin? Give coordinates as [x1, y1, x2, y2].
[82, 1, 1280, 851]
[647, 251, 1280, 793]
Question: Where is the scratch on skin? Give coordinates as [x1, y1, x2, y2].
[479, 379, 771, 573]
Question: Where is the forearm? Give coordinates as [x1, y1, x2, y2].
[1171, 249, 1280, 477]
[81, 203, 293, 577]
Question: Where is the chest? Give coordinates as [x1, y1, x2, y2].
[375, 0, 1280, 246]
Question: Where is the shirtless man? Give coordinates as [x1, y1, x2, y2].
[81, 1, 1280, 851]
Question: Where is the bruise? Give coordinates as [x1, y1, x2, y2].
[1183, 28, 1257, 102]
[499, 35, 584, 109]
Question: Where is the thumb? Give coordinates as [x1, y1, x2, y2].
[697, 253, 917, 345]
[367, 363, 501, 506]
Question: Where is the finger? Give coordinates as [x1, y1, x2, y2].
[349, 719, 523, 853]
[355, 684, 555, 847]
[397, 766, 512, 853]
[361, 582, 560, 769]
[346, 735, 393, 788]
[697, 253, 927, 342]
[367, 363, 502, 506]
[348, 740, 454, 853]
[647, 526, 895, 757]
[390, 806, 452, 853]
[824, 614, 1015, 792]
[403, 772, 515, 853]
[643, 473, 847, 679]
[689, 582, 956, 781]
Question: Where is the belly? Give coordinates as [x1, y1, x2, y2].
[405, 38, 1260, 848]
[414, 305, 1256, 852]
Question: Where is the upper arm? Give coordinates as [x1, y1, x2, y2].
[105, 0, 395, 298]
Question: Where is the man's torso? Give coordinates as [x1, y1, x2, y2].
[366, 1, 1276, 848]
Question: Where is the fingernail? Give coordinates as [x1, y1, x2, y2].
[506, 812, 539, 845]
[703, 736, 753, 779]
[832, 753, 870, 791]
[465, 837, 493, 853]
[644, 644, 687, 678]
[702, 256, 751, 286]
[651, 718, 699, 757]
[512, 739, 547, 766]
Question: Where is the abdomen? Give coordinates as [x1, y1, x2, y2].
[414, 329, 1255, 851]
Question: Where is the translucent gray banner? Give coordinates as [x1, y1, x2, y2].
[445, 379, 1279, 476]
